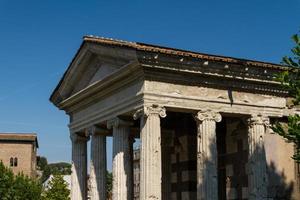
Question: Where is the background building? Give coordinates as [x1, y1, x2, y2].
[0, 133, 38, 178]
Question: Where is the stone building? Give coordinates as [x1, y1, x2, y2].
[0, 133, 38, 178]
[50, 36, 300, 200]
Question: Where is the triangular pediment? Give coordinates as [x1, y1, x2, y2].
[51, 41, 137, 104]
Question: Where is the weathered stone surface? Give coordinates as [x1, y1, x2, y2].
[134, 105, 166, 200]
[89, 126, 107, 200]
[247, 114, 269, 200]
[107, 118, 133, 200]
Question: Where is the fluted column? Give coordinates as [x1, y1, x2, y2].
[134, 104, 167, 200]
[89, 126, 107, 200]
[70, 133, 89, 200]
[194, 110, 221, 200]
[107, 118, 133, 200]
[247, 114, 269, 200]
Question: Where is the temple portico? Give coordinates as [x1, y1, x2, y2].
[51, 36, 300, 199]
[68, 108, 272, 200]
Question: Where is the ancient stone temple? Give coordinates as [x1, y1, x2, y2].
[50, 36, 300, 200]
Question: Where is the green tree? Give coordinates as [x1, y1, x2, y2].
[273, 31, 300, 162]
[37, 156, 48, 171]
[106, 171, 112, 197]
[43, 175, 70, 200]
[40, 161, 71, 183]
[12, 173, 42, 200]
[47, 162, 71, 175]
[0, 161, 42, 200]
[0, 161, 14, 199]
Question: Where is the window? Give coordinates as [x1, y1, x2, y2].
[14, 158, 18, 167]
[10, 157, 13, 167]
[10, 157, 18, 167]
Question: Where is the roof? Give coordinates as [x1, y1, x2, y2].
[0, 133, 38, 148]
[50, 35, 290, 102]
[83, 35, 287, 70]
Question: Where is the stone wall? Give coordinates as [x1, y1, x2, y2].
[265, 132, 300, 199]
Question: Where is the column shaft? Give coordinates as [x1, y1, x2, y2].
[71, 133, 88, 200]
[195, 110, 221, 200]
[248, 114, 268, 200]
[108, 118, 132, 200]
[134, 105, 166, 200]
[90, 132, 107, 200]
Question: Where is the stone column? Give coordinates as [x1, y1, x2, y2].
[107, 118, 133, 200]
[194, 109, 221, 200]
[89, 126, 107, 200]
[247, 114, 269, 200]
[134, 104, 167, 200]
[70, 133, 89, 200]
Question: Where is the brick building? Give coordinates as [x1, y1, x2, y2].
[0, 133, 38, 178]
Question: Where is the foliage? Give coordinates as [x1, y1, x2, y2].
[0, 161, 42, 200]
[12, 174, 42, 200]
[37, 156, 48, 171]
[106, 171, 112, 196]
[273, 115, 300, 162]
[47, 162, 71, 175]
[276, 32, 300, 104]
[0, 161, 14, 199]
[40, 160, 71, 183]
[42, 175, 70, 200]
[273, 31, 300, 162]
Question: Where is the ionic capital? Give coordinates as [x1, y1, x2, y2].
[70, 132, 89, 143]
[107, 117, 133, 129]
[247, 114, 270, 128]
[194, 109, 222, 123]
[133, 104, 166, 120]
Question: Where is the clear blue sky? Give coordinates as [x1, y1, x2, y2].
[0, 0, 299, 169]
